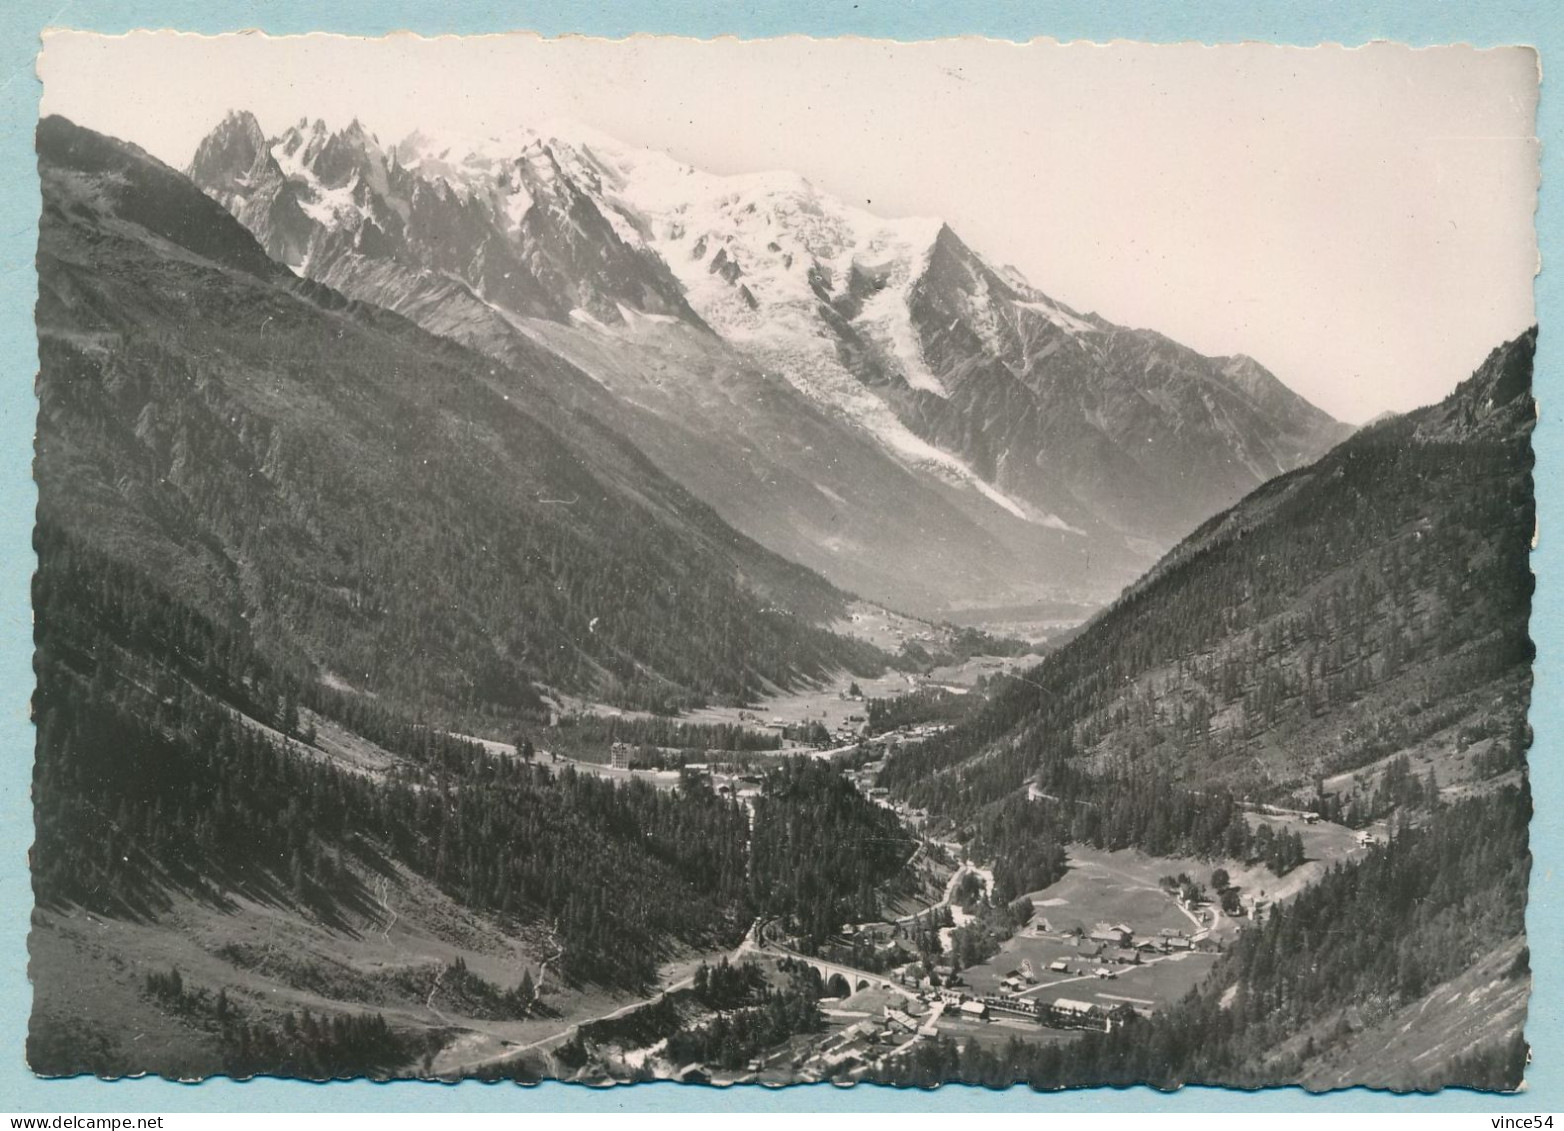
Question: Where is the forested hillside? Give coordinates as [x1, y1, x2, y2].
[872, 331, 1533, 1091]
[35, 115, 887, 721]
[32, 515, 917, 1074]
[877, 785, 1531, 1091]
[33, 532, 918, 998]
[30, 117, 925, 1077]
[747, 759, 919, 948]
[880, 330, 1534, 825]
[32, 521, 755, 992]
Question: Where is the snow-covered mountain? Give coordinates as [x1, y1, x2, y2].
[187, 110, 1351, 614]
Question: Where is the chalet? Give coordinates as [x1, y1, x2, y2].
[1132, 936, 1163, 952]
[918, 1011, 943, 1037]
[885, 1008, 918, 1033]
[1358, 831, 1379, 847]
[1164, 935, 1195, 951]
[857, 922, 897, 944]
[609, 742, 634, 770]
[985, 995, 1041, 1020]
[1052, 998, 1096, 1018]
[1158, 927, 1184, 938]
[1100, 1002, 1137, 1032]
[1108, 947, 1142, 966]
[1048, 959, 1071, 973]
[1045, 998, 1133, 1033]
[675, 1063, 711, 1085]
[958, 1000, 989, 1021]
[842, 1020, 876, 1043]
[1090, 922, 1133, 946]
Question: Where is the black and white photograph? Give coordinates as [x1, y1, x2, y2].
[27, 31, 1538, 1091]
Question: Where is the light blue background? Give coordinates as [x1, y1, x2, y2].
[0, 0, 1555, 1113]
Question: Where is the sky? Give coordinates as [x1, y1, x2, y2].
[37, 31, 1539, 423]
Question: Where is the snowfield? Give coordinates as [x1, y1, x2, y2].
[390, 119, 1084, 532]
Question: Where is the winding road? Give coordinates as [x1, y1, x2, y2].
[435, 917, 765, 1077]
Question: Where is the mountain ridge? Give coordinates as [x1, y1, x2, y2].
[186, 110, 1352, 614]
[869, 327, 1533, 1091]
[879, 326, 1534, 817]
[39, 113, 890, 717]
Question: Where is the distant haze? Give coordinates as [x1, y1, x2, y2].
[38, 31, 1538, 423]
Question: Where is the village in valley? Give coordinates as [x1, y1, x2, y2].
[450, 613, 1382, 1086]
[711, 815, 1369, 1086]
[26, 556, 1407, 1088]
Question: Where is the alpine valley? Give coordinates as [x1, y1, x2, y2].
[28, 110, 1532, 1095]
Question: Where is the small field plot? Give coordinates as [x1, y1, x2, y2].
[1021, 846, 1202, 936]
[954, 934, 1219, 1017]
[927, 843, 1237, 1018]
[681, 669, 914, 736]
[934, 1013, 1085, 1053]
[952, 934, 1086, 998]
[1071, 950, 1220, 1009]
[1019, 835, 1364, 939]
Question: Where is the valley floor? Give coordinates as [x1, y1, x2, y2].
[27, 650, 1526, 1090]
[27, 762, 1528, 1090]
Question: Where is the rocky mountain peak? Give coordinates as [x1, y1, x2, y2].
[1410, 328, 1536, 444]
[184, 108, 1352, 612]
[186, 108, 271, 193]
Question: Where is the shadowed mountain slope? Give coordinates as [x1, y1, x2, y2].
[879, 329, 1533, 817]
[870, 332, 1533, 1094]
[37, 114, 889, 718]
